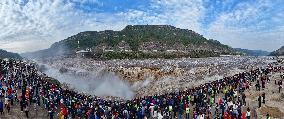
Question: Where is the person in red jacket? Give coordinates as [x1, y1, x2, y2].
[241, 111, 246, 119]
[218, 98, 222, 105]
[25, 89, 30, 102]
[224, 111, 229, 119]
[62, 107, 68, 119]
[7, 88, 13, 96]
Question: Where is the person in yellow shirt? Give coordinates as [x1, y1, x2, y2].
[58, 109, 64, 119]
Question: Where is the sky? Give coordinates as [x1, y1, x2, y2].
[0, 0, 284, 53]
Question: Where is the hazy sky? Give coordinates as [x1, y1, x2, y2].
[0, 0, 284, 53]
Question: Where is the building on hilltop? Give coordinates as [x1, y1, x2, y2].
[117, 40, 132, 52]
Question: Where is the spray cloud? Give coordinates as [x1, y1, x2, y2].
[42, 64, 135, 100]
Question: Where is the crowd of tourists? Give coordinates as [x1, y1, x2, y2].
[0, 58, 283, 119]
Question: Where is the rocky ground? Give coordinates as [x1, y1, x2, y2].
[39, 56, 275, 97]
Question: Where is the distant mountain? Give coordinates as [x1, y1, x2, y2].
[234, 48, 270, 56]
[24, 25, 239, 59]
[0, 49, 22, 59]
[270, 46, 284, 56]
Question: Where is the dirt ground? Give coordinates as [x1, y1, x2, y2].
[244, 72, 284, 119]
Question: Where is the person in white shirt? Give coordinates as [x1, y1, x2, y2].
[199, 113, 205, 119]
[149, 103, 155, 118]
[246, 107, 251, 119]
[4, 97, 9, 107]
[157, 110, 163, 119]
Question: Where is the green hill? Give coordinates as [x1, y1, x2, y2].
[234, 48, 270, 56]
[25, 25, 239, 59]
[0, 49, 22, 59]
[270, 46, 284, 56]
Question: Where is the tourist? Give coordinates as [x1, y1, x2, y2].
[246, 107, 250, 119]
[258, 96, 262, 108]
[24, 105, 29, 118]
[262, 93, 266, 104]
[0, 100, 3, 115]
[266, 113, 271, 119]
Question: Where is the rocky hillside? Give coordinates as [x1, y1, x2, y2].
[234, 48, 270, 56]
[270, 46, 284, 56]
[24, 25, 239, 59]
[0, 49, 22, 59]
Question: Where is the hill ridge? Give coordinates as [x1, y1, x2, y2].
[0, 49, 22, 59]
[270, 46, 284, 56]
[24, 25, 238, 59]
